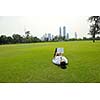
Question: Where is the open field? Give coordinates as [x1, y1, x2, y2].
[0, 41, 100, 82]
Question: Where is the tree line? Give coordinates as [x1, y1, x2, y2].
[0, 32, 41, 45]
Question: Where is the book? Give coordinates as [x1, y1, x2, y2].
[57, 48, 64, 53]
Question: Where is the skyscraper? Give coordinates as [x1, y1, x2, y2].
[48, 33, 51, 41]
[59, 27, 62, 37]
[75, 32, 77, 39]
[66, 33, 69, 40]
[63, 26, 66, 39]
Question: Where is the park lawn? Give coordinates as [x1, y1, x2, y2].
[0, 41, 100, 82]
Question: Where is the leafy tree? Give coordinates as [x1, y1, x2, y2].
[12, 34, 23, 43]
[88, 16, 100, 42]
[25, 31, 30, 39]
[58, 36, 63, 41]
[33, 37, 41, 42]
[7, 36, 13, 44]
[53, 36, 59, 41]
[0, 35, 8, 44]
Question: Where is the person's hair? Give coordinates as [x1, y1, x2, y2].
[60, 61, 66, 69]
[54, 48, 57, 57]
[61, 61, 66, 66]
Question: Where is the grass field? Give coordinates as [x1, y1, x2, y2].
[0, 41, 100, 83]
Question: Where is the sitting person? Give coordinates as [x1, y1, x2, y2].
[52, 48, 68, 69]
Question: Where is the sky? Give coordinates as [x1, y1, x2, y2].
[0, 0, 99, 39]
[0, 16, 90, 39]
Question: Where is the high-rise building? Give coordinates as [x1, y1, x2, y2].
[59, 27, 62, 37]
[41, 33, 53, 41]
[63, 26, 66, 38]
[66, 33, 69, 40]
[52, 35, 54, 40]
[41, 34, 45, 41]
[48, 33, 51, 41]
[75, 32, 77, 39]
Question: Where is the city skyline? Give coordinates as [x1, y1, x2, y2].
[0, 16, 90, 39]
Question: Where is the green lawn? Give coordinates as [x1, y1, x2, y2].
[0, 41, 100, 83]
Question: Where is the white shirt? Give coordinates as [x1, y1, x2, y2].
[52, 56, 68, 65]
